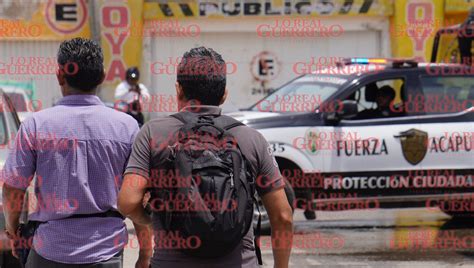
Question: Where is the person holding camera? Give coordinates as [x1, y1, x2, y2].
[115, 67, 151, 126]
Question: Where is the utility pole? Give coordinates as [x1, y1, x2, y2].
[88, 0, 101, 45]
[88, 0, 104, 97]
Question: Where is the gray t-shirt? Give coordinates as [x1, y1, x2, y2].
[125, 105, 284, 268]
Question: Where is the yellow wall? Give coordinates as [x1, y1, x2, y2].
[390, 0, 445, 61]
[445, 0, 474, 13]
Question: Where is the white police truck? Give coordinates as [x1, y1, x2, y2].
[229, 58, 474, 231]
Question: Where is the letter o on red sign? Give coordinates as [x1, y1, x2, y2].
[102, 6, 128, 28]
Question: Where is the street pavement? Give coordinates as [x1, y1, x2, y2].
[124, 208, 474, 267]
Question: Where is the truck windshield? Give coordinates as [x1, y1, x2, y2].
[249, 78, 344, 113]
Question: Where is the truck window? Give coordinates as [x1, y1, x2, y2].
[250, 81, 341, 113]
[347, 78, 406, 120]
[419, 76, 474, 115]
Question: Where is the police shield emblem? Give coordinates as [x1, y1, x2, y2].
[305, 129, 320, 155]
[398, 128, 428, 165]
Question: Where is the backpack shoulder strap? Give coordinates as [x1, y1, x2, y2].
[170, 111, 202, 133]
[170, 111, 198, 124]
[213, 115, 245, 131]
[171, 112, 245, 133]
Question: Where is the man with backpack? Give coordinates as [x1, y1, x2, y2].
[118, 47, 293, 268]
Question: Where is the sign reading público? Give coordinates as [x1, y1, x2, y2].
[144, 0, 393, 19]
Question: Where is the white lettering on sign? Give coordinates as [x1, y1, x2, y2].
[324, 174, 474, 190]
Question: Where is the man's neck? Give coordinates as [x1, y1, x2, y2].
[177, 99, 208, 110]
[63, 88, 97, 96]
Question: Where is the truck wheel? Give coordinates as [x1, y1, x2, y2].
[275, 160, 316, 221]
[253, 179, 295, 235]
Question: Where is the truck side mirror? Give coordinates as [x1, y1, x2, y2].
[324, 100, 358, 123]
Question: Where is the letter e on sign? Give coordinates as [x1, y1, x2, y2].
[45, 0, 88, 34]
[56, 4, 77, 21]
[250, 51, 281, 83]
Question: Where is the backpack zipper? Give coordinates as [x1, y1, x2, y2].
[230, 172, 235, 188]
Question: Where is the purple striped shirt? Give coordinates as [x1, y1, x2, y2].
[2, 94, 139, 264]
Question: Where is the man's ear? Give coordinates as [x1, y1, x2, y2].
[219, 88, 228, 105]
[56, 68, 66, 86]
[176, 82, 185, 100]
[99, 69, 106, 84]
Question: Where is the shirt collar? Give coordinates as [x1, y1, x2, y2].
[56, 95, 104, 106]
[180, 105, 222, 116]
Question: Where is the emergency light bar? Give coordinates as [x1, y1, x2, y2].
[338, 58, 418, 68]
[350, 58, 387, 64]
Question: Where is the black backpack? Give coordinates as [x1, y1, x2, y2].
[150, 112, 261, 261]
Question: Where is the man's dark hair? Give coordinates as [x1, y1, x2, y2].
[126, 67, 140, 80]
[177, 47, 226, 105]
[378, 85, 396, 99]
[57, 38, 104, 92]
